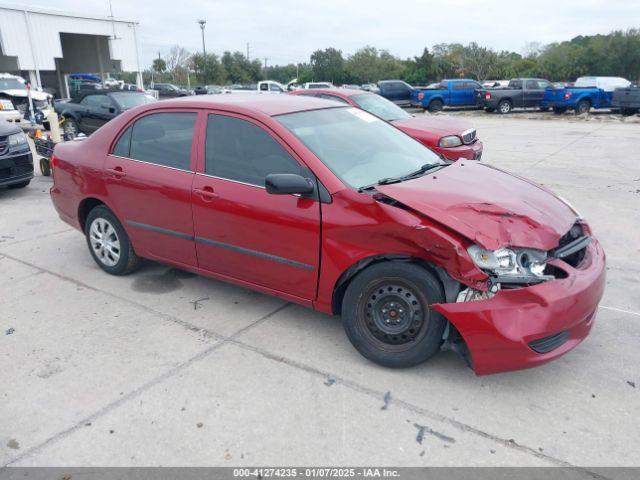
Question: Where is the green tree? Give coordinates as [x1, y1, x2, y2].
[191, 53, 226, 85]
[310, 48, 346, 83]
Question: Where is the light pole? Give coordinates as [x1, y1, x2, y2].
[197, 19, 206, 82]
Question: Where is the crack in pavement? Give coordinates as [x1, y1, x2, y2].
[2, 302, 291, 467]
[516, 124, 607, 175]
[0, 252, 631, 475]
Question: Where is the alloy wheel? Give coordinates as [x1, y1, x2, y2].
[89, 218, 121, 267]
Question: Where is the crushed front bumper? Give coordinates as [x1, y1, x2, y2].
[433, 240, 606, 375]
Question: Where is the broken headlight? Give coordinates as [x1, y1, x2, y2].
[467, 245, 553, 284]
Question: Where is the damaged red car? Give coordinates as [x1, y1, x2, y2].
[290, 88, 483, 161]
[50, 95, 605, 375]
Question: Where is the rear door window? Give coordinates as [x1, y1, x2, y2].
[128, 112, 196, 170]
[205, 114, 303, 186]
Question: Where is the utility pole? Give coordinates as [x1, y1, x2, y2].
[198, 19, 207, 82]
[246, 42, 251, 61]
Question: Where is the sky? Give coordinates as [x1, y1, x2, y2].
[8, 0, 640, 68]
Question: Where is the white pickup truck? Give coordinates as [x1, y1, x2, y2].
[224, 80, 287, 94]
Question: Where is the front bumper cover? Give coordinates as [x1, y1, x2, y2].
[433, 239, 606, 375]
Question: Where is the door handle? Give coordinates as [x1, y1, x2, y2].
[106, 167, 126, 178]
[194, 186, 219, 201]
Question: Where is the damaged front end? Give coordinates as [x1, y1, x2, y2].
[433, 221, 605, 375]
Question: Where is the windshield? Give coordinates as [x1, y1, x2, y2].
[351, 93, 411, 122]
[110, 92, 156, 110]
[277, 107, 442, 189]
[0, 78, 26, 90]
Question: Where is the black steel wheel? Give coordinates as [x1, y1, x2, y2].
[341, 262, 447, 368]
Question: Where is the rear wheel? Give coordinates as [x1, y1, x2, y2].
[341, 262, 447, 368]
[40, 158, 51, 176]
[497, 99, 512, 114]
[85, 205, 140, 275]
[576, 99, 591, 115]
[428, 99, 444, 112]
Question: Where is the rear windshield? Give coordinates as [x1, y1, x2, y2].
[351, 94, 411, 122]
[110, 92, 156, 110]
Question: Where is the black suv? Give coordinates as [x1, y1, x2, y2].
[0, 121, 33, 189]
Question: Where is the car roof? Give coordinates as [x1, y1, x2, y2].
[293, 88, 367, 99]
[148, 93, 346, 117]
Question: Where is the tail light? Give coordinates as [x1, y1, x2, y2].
[50, 154, 59, 169]
[564, 92, 571, 100]
[485, 92, 491, 100]
[417, 92, 424, 100]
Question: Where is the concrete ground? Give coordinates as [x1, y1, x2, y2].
[1, 115, 639, 467]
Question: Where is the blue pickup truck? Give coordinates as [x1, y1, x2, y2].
[541, 76, 632, 114]
[411, 79, 483, 112]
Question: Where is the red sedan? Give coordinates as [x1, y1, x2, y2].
[50, 95, 604, 375]
[290, 88, 483, 160]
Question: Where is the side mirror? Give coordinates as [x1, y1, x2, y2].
[265, 174, 314, 195]
[101, 103, 116, 113]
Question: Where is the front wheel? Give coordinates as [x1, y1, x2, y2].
[85, 205, 141, 275]
[62, 117, 79, 139]
[341, 262, 447, 368]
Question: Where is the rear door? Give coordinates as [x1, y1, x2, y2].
[191, 112, 321, 301]
[104, 110, 198, 266]
[524, 79, 547, 108]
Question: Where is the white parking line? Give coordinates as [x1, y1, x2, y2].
[599, 305, 640, 317]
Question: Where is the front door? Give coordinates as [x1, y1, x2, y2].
[104, 111, 198, 266]
[191, 113, 321, 300]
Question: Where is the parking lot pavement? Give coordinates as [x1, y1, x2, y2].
[1, 117, 639, 467]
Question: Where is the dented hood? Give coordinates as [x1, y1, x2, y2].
[376, 161, 577, 251]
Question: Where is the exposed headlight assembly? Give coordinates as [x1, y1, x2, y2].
[467, 245, 554, 284]
[8, 132, 27, 147]
[438, 135, 463, 148]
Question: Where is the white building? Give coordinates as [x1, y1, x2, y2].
[0, 3, 143, 97]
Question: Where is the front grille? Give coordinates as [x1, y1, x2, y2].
[528, 330, 570, 353]
[34, 99, 48, 109]
[0, 136, 7, 155]
[461, 129, 476, 144]
[0, 153, 33, 180]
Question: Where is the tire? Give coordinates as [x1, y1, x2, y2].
[40, 158, 51, 177]
[341, 262, 447, 368]
[497, 99, 512, 114]
[62, 117, 79, 139]
[553, 107, 567, 114]
[428, 99, 444, 112]
[484, 107, 495, 113]
[85, 205, 141, 275]
[576, 99, 591, 115]
[7, 180, 30, 189]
